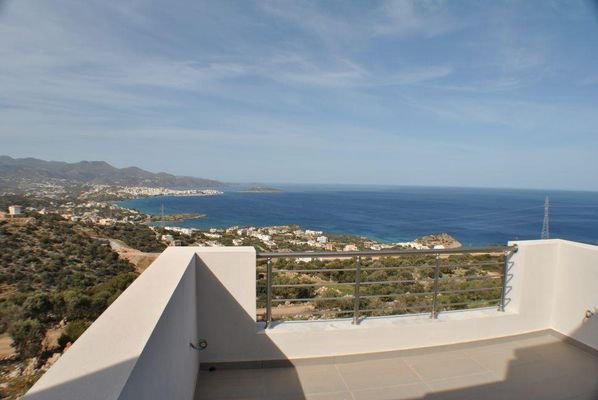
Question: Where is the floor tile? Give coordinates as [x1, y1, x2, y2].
[427, 371, 501, 392]
[196, 369, 265, 399]
[264, 365, 347, 397]
[351, 382, 429, 400]
[336, 358, 422, 390]
[404, 354, 486, 382]
[195, 333, 598, 400]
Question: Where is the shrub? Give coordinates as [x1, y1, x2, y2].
[65, 293, 93, 320]
[22, 293, 54, 323]
[9, 319, 44, 359]
[58, 320, 91, 348]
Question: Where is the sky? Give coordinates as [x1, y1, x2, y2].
[1, 0, 598, 190]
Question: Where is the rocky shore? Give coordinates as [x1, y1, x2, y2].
[415, 233, 462, 249]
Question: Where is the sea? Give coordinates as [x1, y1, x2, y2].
[118, 185, 598, 247]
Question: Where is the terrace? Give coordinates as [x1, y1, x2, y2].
[24, 240, 598, 399]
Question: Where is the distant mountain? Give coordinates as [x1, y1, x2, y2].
[0, 156, 222, 189]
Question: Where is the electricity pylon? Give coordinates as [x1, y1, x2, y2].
[541, 196, 549, 239]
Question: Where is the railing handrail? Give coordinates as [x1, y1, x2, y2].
[260, 244, 517, 327]
[257, 245, 516, 259]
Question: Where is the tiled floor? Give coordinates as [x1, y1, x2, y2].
[195, 331, 598, 400]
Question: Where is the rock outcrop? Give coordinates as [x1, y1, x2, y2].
[415, 233, 462, 249]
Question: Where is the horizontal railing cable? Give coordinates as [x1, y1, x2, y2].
[259, 245, 516, 327]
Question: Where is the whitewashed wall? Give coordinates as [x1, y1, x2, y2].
[25, 248, 200, 400]
[549, 241, 598, 349]
[25, 240, 598, 399]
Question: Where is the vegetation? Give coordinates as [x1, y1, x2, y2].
[0, 213, 138, 362]
[149, 213, 206, 222]
[90, 223, 166, 252]
[58, 320, 91, 348]
[8, 319, 45, 359]
[0, 215, 134, 292]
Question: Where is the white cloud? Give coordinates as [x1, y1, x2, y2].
[374, 0, 461, 37]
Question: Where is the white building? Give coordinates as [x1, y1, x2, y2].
[255, 233, 272, 242]
[225, 226, 239, 234]
[316, 235, 328, 244]
[8, 205, 23, 216]
[161, 234, 174, 242]
[396, 241, 429, 250]
[165, 226, 195, 236]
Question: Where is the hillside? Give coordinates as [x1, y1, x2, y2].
[0, 213, 138, 398]
[0, 156, 222, 189]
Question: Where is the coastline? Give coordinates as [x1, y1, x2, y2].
[115, 197, 461, 250]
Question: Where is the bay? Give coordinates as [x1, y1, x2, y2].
[118, 185, 598, 247]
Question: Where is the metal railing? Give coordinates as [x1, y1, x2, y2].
[257, 245, 516, 327]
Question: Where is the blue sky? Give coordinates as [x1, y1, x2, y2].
[1, 1, 597, 190]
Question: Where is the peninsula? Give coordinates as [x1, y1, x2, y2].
[239, 185, 282, 193]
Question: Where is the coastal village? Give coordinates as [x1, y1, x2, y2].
[162, 225, 461, 252]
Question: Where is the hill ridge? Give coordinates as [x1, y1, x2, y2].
[0, 155, 222, 189]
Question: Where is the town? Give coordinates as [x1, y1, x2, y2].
[79, 185, 222, 200]
[161, 225, 461, 252]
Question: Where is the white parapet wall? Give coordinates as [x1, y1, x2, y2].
[549, 240, 598, 349]
[192, 240, 598, 363]
[24, 247, 201, 400]
[25, 241, 598, 399]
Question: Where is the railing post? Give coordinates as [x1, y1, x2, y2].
[430, 254, 440, 319]
[266, 257, 273, 328]
[352, 256, 361, 325]
[499, 250, 509, 312]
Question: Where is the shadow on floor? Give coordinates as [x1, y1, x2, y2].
[420, 328, 598, 400]
[195, 325, 598, 400]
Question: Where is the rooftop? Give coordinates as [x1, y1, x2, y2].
[24, 239, 598, 400]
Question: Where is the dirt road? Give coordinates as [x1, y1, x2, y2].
[107, 239, 160, 273]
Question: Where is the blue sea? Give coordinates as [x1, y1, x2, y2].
[118, 185, 598, 247]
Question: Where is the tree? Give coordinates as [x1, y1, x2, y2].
[64, 292, 93, 320]
[58, 320, 91, 348]
[22, 292, 54, 323]
[9, 319, 44, 359]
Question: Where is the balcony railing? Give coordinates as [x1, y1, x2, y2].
[257, 246, 516, 326]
